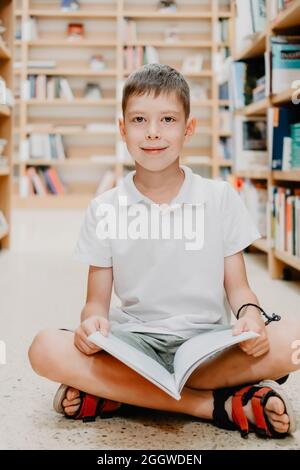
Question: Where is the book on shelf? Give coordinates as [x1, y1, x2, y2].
[88, 328, 258, 400]
[219, 137, 232, 161]
[214, 18, 230, 44]
[233, 116, 268, 171]
[269, 107, 299, 170]
[84, 83, 102, 100]
[271, 36, 300, 94]
[25, 166, 66, 196]
[67, 23, 84, 40]
[271, 185, 300, 258]
[29, 134, 66, 161]
[237, 179, 268, 238]
[61, 0, 80, 11]
[59, 78, 74, 100]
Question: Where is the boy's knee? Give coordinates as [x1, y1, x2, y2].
[28, 329, 58, 376]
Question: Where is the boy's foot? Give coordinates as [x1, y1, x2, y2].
[213, 380, 296, 438]
[225, 390, 289, 434]
[53, 384, 122, 421]
[62, 387, 81, 416]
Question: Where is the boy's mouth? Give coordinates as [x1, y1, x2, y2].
[141, 147, 168, 154]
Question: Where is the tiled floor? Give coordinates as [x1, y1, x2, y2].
[0, 209, 300, 450]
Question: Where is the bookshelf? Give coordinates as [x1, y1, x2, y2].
[231, 0, 300, 279]
[0, 0, 13, 250]
[12, 0, 234, 209]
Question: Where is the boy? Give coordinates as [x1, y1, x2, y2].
[29, 64, 300, 439]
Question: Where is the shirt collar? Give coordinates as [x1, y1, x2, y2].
[117, 164, 207, 207]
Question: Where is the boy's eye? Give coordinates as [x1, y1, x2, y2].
[163, 117, 175, 123]
[133, 117, 145, 123]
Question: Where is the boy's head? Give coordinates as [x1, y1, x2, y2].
[119, 64, 196, 172]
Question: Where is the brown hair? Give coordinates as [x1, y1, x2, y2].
[122, 64, 190, 120]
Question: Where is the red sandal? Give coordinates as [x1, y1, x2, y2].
[212, 380, 297, 439]
[53, 384, 122, 422]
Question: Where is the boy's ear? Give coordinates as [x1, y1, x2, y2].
[118, 117, 126, 141]
[184, 117, 197, 139]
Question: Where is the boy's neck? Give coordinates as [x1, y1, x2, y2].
[133, 159, 185, 205]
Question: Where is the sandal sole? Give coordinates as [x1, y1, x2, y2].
[53, 383, 69, 414]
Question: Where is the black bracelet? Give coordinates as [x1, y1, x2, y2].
[236, 303, 281, 325]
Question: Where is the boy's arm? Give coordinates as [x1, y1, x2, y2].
[81, 265, 113, 321]
[224, 251, 261, 319]
[224, 251, 270, 357]
[74, 265, 113, 356]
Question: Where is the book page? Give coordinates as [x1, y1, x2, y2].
[173, 329, 259, 392]
[88, 331, 181, 400]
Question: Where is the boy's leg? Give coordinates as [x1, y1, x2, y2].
[28, 320, 298, 433]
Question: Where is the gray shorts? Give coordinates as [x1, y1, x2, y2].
[110, 324, 186, 374]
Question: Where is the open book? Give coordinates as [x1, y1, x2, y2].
[88, 329, 258, 400]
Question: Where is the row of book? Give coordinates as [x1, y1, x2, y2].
[270, 107, 300, 171]
[21, 75, 102, 101]
[271, 185, 300, 258]
[20, 166, 116, 198]
[224, 34, 300, 108]
[237, 178, 268, 238]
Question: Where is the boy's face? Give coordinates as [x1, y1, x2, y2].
[119, 91, 196, 172]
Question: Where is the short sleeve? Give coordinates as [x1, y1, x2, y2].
[73, 198, 112, 267]
[221, 182, 261, 257]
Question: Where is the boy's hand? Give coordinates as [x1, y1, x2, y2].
[74, 315, 110, 356]
[232, 312, 270, 357]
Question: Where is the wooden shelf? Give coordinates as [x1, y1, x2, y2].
[272, 171, 300, 182]
[218, 160, 232, 167]
[0, 105, 11, 117]
[24, 99, 116, 106]
[26, 9, 117, 18]
[14, 158, 117, 167]
[16, 40, 118, 48]
[24, 129, 117, 136]
[271, 0, 300, 31]
[252, 238, 269, 253]
[124, 69, 213, 78]
[235, 170, 269, 179]
[124, 41, 213, 48]
[274, 249, 300, 272]
[123, 10, 213, 19]
[21, 68, 117, 77]
[240, 98, 270, 116]
[0, 0, 13, 249]
[0, 39, 11, 59]
[0, 166, 10, 176]
[271, 88, 294, 106]
[13, 194, 94, 209]
[235, 31, 266, 61]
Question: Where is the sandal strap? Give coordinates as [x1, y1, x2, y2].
[231, 386, 253, 438]
[68, 392, 121, 422]
[213, 386, 242, 431]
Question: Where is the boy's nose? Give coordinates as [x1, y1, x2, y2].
[145, 129, 161, 140]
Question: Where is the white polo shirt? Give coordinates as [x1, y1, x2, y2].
[73, 165, 261, 339]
